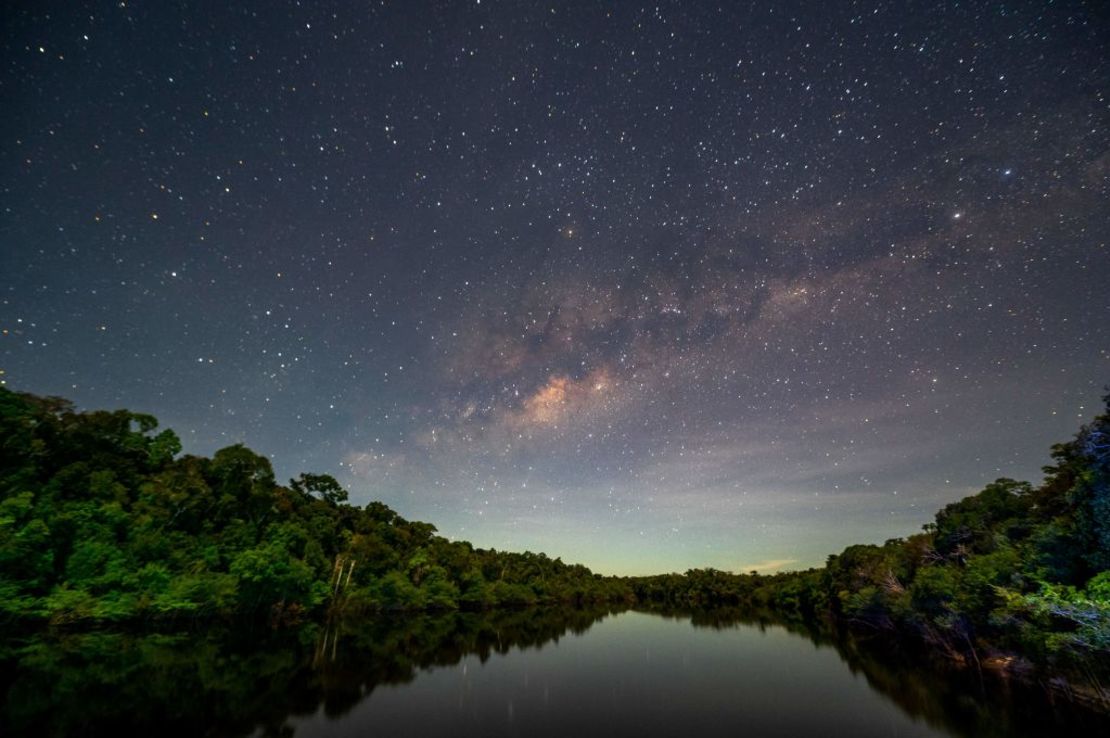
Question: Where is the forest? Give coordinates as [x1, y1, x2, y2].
[0, 387, 630, 622]
[1, 385, 1108, 692]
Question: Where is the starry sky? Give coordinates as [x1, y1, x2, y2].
[2, 1, 1108, 575]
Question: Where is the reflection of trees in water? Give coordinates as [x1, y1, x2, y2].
[3, 606, 1108, 738]
[0, 606, 618, 738]
[313, 606, 618, 720]
[646, 606, 1110, 738]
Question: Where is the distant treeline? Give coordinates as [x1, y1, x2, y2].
[1, 385, 1108, 687]
[631, 392, 1110, 685]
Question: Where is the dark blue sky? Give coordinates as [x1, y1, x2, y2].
[2, 1, 1107, 574]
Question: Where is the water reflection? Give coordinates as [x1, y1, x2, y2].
[647, 607, 1110, 738]
[0, 606, 617, 737]
[1, 607, 1106, 737]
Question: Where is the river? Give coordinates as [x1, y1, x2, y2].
[2, 607, 1106, 736]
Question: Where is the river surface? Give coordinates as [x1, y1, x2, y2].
[2, 607, 1107, 737]
[294, 610, 946, 738]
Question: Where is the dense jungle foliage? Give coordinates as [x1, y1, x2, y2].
[0, 387, 630, 622]
[632, 392, 1110, 679]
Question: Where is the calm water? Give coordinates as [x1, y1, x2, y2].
[293, 611, 945, 738]
[2, 607, 1107, 737]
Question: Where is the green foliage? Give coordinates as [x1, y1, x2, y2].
[0, 387, 629, 623]
[933, 479, 1032, 557]
[290, 473, 348, 505]
[999, 580, 1110, 666]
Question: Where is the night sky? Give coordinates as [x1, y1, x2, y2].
[2, 1, 1107, 575]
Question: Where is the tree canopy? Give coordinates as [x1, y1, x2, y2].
[0, 387, 629, 623]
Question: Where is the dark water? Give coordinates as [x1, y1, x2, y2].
[2, 607, 1107, 737]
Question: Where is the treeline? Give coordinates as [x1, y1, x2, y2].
[0, 388, 630, 623]
[632, 392, 1110, 683]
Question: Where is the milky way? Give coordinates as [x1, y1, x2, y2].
[2, 2, 1107, 573]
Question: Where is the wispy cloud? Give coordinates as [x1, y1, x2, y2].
[735, 558, 799, 574]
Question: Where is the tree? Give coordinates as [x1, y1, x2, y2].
[289, 473, 348, 505]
